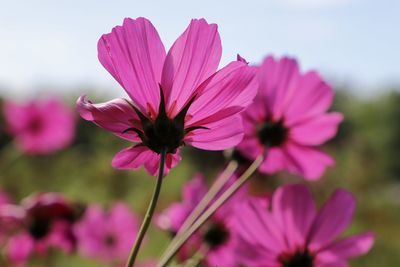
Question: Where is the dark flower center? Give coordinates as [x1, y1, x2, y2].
[124, 86, 207, 154]
[203, 221, 230, 249]
[257, 119, 288, 147]
[28, 219, 50, 240]
[279, 250, 314, 267]
[27, 117, 43, 134]
[104, 234, 116, 247]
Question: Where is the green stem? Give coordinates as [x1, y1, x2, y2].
[126, 148, 167, 267]
[157, 156, 263, 267]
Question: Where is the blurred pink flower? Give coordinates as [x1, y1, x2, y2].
[3, 98, 75, 155]
[1, 193, 78, 265]
[237, 56, 343, 180]
[156, 174, 247, 266]
[74, 202, 139, 262]
[0, 190, 11, 205]
[77, 17, 258, 176]
[233, 184, 374, 267]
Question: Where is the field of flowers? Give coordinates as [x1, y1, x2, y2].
[0, 17, 399, 267]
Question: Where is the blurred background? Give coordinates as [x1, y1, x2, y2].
[0, 0, 399, 266]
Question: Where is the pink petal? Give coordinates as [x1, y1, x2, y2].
[112, 145, 154, 170]
[289, 112, 343, 145]
[317, 232, 374, 262]
[161, 18, 222, 116]
[156, 203, 189, 232]
[258, 147, 287, 174]
[77, 96, 140, 141]
[182, 174, 207, 207]
[272, 184, 317, 251]
[258, 56, 301, 121]
[284, 70, 334, 125]
[113, 147, 183, 176]
[308, 189, 356, 251]
[98, 17, 166, 112]
[6, 233, 34, 264]
[143, 150, 181, 176]
[108, 203, 140, 259]
[187, 61, 258, 125]
[235, 234, 278, 267]
[185, 114, 244, 150]
[233, 197, 285, 255]
[284, 143, 335, 180]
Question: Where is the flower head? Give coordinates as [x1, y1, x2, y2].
[74, 202, 139, 262]
[157, 173, 247, 266]
[237, 56, 343, 180]
[3, 98, 75, 154]
[233, 184, 374, 267]
[77, 17, 258, 175]
[0, 193, 78, 265]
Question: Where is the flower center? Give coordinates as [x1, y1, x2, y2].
[27, 117, 43, 134]
[279, 250, 314, 267]
[257, 119, 288, 147]
[124, 86, 207, 154]
[203, 221, 229, 249]
[28, 219, 50, 240]
[104, 234, 116, 247]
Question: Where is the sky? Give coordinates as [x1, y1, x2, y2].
[0, 0, 399, 97]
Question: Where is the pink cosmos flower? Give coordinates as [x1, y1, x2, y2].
[77, 17, 258, 175]
[237, 56, 343, 180]
[156, 174, 247, 266]
[233, 184, 374, 267]
[74, 202, 139, 262]
[3, 98, 75, 155]
[1, 193, 78, 265]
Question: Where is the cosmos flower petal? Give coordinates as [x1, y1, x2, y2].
[272, 184, 317, 251]
[156, 203, 189, 233]
[285, 143, 335, 180]
[143, 150, 181, 176]
[186, 115, 244, 150]
[187, 61, 258, 125]
[108, 203, 139, 258]
[235, 234, 278, 267]
[233, 198, 286, 254]
[77, 96, 141, 142]
[112, 147, 181, 176]
[258, 56, 301, 120]
[289, 112, 344, 145]
[308, 189, 356, 250]
[258, 147, 287, 174]
[284, 70, 335, 125]
[5, 233, 34, 265]
[206, 243, 238, 267]
[112, 145, 155, 170]
[317, 232, 374, 263]
[182, 174, 208, 207]
[98, 17, 166, 112]
[161, 18, 222, 116]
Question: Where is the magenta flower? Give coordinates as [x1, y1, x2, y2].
[237, 56, 343, 180]
[74, 202, 139, 262]
[1, 193, 77, 265]
[3, 98, 75, 155]
[77, 17, 258, 175]
[233, 184, 374, 267]
[157, 174, 247, 266]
